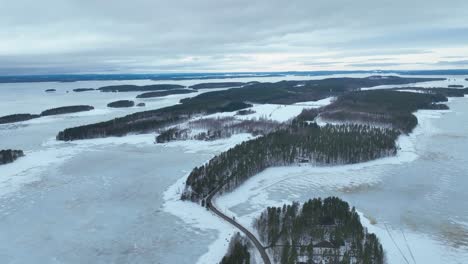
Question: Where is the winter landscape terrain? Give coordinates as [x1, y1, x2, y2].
[0, 73, 467, 263]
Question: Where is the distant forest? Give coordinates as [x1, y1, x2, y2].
[98, 84, 184, 92]
[107, 100, 135, 108]
[56, 76, 443, 140]
[136, 89, 196, 98]
[0, 105, 95, 125]
[317, 90, 448, 133]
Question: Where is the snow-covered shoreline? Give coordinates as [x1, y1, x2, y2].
[162, 97, 461, 264]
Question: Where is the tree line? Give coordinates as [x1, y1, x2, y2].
[55, 76, 444, 140]
[181, 123, 399, 202]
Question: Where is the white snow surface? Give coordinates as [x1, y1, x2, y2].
[160, 104, 456, 264]
[0, 134, 156, 199]
[359, 211, 468, 264]
[161, 133, 258, 264]
[211, 109, 451, 264]
[202, 97, 334, 123]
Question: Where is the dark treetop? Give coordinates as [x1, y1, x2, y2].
[98, 84, 185, 92]
[40, 105, 94, 116]
[0, 149, 24, 165]
[107, 100, 135, 108]
[73, 88, 95, 92]
[135, 89, 196, 98]
[0, 114, 40, 124]
[189, 82, 247, 89]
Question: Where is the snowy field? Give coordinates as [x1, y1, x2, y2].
[201, 97, 335, 123]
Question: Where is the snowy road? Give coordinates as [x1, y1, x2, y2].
[206, 185, 271, 264]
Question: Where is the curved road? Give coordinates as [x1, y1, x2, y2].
[205, 186, 272, 264]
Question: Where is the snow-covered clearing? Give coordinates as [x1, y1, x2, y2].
[201, 97, 334, 123]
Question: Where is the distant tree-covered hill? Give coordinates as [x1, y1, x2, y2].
[98, 84, 185, 92]
[56, 76, 445, 141]
[318, 90, 448, 133]
[107, 100, 135, 108]
[73, 88, 95, 92]
[0, 114, 40, 124]
[189, 82, 247, 89]
[56, 101, 252, 141]
[135, 89, 196, 98]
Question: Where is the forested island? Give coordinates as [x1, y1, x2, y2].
[73, 88, 95, 92]
[0, 114, 40, 124]
[255, 198, 383, 264]
[56, 76, 443, 141]
[45, 89, 56, 92]
[56, 100, 251, 141]
[136, 89, 196, 98]
[448, 84, 464, 88]
[189, 82, 247, 89]
[107, 100, 135, 108]
[98, 84, 185, 92]
[40, 105, 94, 116]
[0, 106, 95, 125]
[0, 149, 24, 165]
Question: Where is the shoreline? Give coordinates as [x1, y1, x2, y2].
[162, 98, 460, 264]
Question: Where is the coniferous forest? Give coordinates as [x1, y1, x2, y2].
[0, 149, 24, 165]
[56, 76, 443, 141]
[220, 233, 252, 264]
[181, 123, 399, 202]
[255, 197, 383, 264]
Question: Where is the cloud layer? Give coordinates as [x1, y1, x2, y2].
[1, 0, 468, 74]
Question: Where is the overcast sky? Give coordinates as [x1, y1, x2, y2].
[1, 0, 468, 74]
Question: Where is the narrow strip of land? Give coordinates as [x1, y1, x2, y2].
[205, 186, 272, 264]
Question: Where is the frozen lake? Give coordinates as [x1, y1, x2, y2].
[0, 74, 467, 263]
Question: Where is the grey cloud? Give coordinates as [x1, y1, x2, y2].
[1, 0, 468, 73]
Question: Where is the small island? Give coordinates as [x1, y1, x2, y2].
[40, 105, 94, 116]
[189, 82, 246, 89]
[136, 103, 146, 107]
[0, 149, 24, 165]
[73, 88, 95, 92]
[45, 89, 56, 92]
[107, 100, 135, 108]
[99, 84, 185, 92]
[136, 89, 196, 98]
[0, 113, 40, 124]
